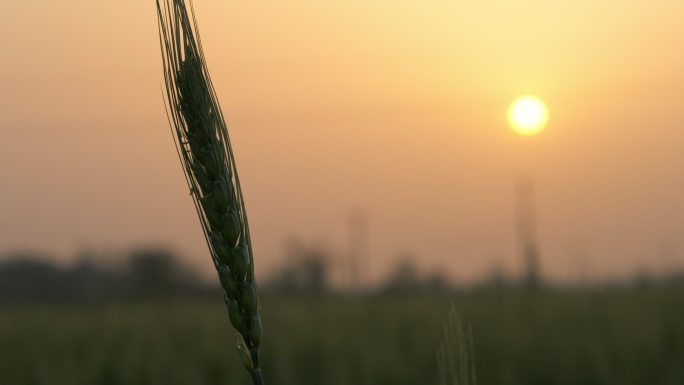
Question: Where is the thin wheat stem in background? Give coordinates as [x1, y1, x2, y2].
[437, 306, 477, 385]
[155, 1, 264, 384]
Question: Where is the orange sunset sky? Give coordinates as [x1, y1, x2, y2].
[1, 1, 683, 283]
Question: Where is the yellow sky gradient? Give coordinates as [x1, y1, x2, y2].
[1, 1, 683, 282]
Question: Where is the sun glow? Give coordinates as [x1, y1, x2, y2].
[508, 95, 548, 136]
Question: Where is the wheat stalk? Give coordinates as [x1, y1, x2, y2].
[155, 1, 264, 383]
[437, 306, 477, 385]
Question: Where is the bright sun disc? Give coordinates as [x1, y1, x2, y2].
[508, 95, 548, 136]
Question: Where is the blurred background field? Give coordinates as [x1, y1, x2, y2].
[2, 291, 684, 385]
[1, 250, 683, 385]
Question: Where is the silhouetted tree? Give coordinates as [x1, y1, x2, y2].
[383, 256, 421, 293]
[266, 239, 331, 294]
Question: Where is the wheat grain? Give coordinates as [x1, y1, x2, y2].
[155, 1, 264, 383]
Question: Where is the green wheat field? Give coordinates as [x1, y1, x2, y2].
[2, 287, 683, 385]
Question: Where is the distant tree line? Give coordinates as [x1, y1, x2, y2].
[0, 245, 459, 304]
[2, 243, 683, 304]
[0, 248, 212, 304]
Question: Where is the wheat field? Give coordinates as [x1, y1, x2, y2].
[1, 288, 683, 385]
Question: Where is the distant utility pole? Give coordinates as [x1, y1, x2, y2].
[516, 177, 542, 289]
[348, 209, 369, 291]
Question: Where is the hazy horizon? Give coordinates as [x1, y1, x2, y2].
[1, 1, 683, 283]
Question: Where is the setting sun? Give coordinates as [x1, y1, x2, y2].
[508, 95, 549, 136]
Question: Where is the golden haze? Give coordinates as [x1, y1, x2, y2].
[0, 1, 683, 282]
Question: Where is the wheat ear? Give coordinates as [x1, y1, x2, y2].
[437, 306, 477, 385]
[156, 1, 264, 383]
